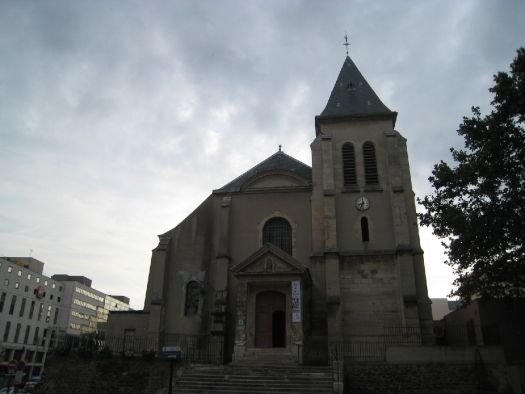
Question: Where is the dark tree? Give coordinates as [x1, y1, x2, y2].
[418, 48, 525, 303]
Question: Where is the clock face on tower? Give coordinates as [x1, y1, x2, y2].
[356, 196, 370, 211]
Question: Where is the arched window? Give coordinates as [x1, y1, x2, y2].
[185, 281, 201, 317]
[361, 217, 370, 242]
[263, 217, 292, 255]
[363, 142, 379, 185]
[342, 143, 357, 186]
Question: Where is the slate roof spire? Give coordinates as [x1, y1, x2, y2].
[317, 55, 397, 127]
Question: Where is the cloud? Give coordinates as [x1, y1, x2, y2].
[1, 0, 524, 308]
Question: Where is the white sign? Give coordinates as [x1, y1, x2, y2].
[292, 311, 301, 323]
[162, 346, 181, 352]
[291, 280, 301, 322]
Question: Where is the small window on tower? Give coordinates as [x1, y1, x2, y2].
[361, 217, 370, 242]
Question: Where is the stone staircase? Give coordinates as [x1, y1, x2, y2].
[172, 362, 334, 393]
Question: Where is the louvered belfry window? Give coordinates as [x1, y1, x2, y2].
[263, 217, 292, 255]
[363, 141, 379, 185]
[342, 143, 357, 186]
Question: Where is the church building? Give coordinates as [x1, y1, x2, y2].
[108, 54, 434, 363]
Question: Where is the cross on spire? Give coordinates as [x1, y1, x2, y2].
[343, 34, 350, 56]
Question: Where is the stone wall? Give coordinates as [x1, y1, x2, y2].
[340, 254, 403, 335]
[33, 352, 179, 394]
[344, 364, 501, 394]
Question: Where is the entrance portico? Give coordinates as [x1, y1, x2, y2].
[231, 243, 310, 361]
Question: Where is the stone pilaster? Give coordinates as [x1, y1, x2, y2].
[211, 196, 231, 335]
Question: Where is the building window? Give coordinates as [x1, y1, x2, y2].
[3, 279, 8, 286]
[37, 303, 44, 321]
[46, 306, 52, 323]
[263, 217, 292, 255]
[33, 327, 39, 345]
[9, 295, 17, 315]
[29, 300, 35, 319]
[42, 328, 48, 346]
[27, 273, 31, 280]
[24, 286, 29, 293]
[342, 142, 357, 186]
[19, 298, 26, 317]
[363, 141, 379, 185]
[23, 325, 30, 344]
[36, 277, 40, 283]
[53, 308, 59, 325]
[0, 292, 6, 312]
[361, 217, 370, 242]
[8, 266, 12, 273]
[3, 321, 11, 342]
[14, 323, 21, 343]
[15, 282, 19, 289]
[17, 270, 22, 277]
[49, 330, 57, 348]
[185, 281, 201, 317]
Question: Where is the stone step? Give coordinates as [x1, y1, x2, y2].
[173, 390, 329, 394]
[180, 375, 333, 381]
[177, 378, 332, 386]
[173, 385, 332, 394]
[175, 382, 331, 391]
[188, 363, 332, 370]
[183, 368, 332, 376]
[173, 363, 333, 394]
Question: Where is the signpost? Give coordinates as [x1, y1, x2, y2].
[159, 346, 182, 394]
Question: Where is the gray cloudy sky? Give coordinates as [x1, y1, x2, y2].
[1, 0, 524, 309]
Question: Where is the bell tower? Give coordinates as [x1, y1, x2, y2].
[311, 55, 433, 343]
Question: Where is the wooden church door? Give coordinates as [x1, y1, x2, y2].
[255, 291, 286, 348]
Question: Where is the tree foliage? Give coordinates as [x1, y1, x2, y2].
[418, 48, 525, 302]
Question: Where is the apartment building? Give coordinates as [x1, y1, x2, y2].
[0, 257, 63, 377]
[1, 258, 131, 377]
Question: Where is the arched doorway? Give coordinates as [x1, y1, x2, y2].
[255, 291, 286, 348]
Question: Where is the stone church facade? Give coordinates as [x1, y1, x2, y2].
[107, 55, 433, 363]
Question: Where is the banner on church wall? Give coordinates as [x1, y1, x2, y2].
[291, 280, 301, 322]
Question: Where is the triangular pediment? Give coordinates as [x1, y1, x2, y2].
[231, 243, 306, 276]
[214, 151, 312, 193]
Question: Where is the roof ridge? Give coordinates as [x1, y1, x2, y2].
[214, 150, 312, 193]
[276, 150, 311, 170]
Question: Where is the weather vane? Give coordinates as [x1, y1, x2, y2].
[343, 34, 350, 56]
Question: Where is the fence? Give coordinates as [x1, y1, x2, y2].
[50, 333, 224, 364]
[327, 327, 423, 364]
